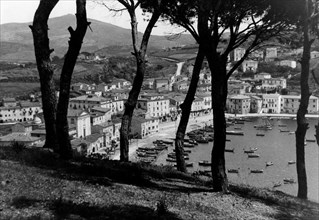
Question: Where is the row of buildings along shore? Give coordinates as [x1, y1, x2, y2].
[1, 46, 319, 156]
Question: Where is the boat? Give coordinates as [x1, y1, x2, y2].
[289, 131, 295, 135]
[196, 137, 209, 143]
[226, 130, 244, 136]
[256, 133, 265, 137]
[273, 182, 282, 187]
[248, 153, 260, 158]
[288, 160, 296, 165]
[174, 149, 192, 153]
[175, 162, 193, 167]
[266, 161, 274, 167]
[161, 140, 173, 145]
[280, 129, 290, 132]
[254, 117, 272, 130]
[234, 127, 242, 130]
[225, 148, 234, 153]
[226, 139, 231, 142]
[283, 178, 296, 184]
[228, 168, 239, 173]
[198, 160, 211, 166]
[306, 139, 316, 142]
[166, 158, 176, 162]
[278, 124, 287, 127]
[244, 147, 258, 153]
[250, 169, 264, 173]
[184, 143, 195, 148]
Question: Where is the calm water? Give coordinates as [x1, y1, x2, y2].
[156, 118, 319, 202]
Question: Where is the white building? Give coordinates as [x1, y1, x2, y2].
[280, 95, 319, 114]
[232, 47, 246, 61]
[261, 94, 281, 113]
[278, 60, 297, 69]
[254, 72, 271, 81]
[0, 102, 42, 123]
[69, 95, 108, 110]
[261, 78, 287, 90]
[137, 97, 170, 119]
[68, 109, 91, 138]
[227, 95, 251, 114]
[265, 47, 277, 60]
[242, 60, 258, 72]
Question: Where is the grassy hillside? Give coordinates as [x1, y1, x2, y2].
[0, 146, 318, 219]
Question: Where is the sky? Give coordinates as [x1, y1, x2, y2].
[0, 0, 182, 36]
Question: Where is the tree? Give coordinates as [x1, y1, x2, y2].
[99, 0, 165, 161]
[30, 0, 89, 158]
[295, 0, 319, 199]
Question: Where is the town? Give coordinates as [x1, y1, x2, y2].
[1, 46, 319, 159]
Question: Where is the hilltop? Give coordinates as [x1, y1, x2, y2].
[0, 146, 318, 219]
[0, 14, 194, 62]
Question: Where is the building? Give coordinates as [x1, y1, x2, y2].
[196, 92, 212, 111]
[191, 97, 205, 117]
[172, 80, 189, 92]
[261, 94, 281, 113]
[250, 96, 263, 113]
[71, 133, 105, 156]
[130, 117, 159, 139]
[0, 133, 41, 147]
[280, 95, 319, 114]
[254, 72, 271, 81]
[242, 60, 258, 72]
[261, 78, 287, 90]
[227, 95, 251, 114]
[69, 95, 108, 110]
[11, 123, 33, 133]
[154, 78, 170, 91]
[311, 51, 319, 59]
[2, 98, 17, 107]
[68, 109, 91, 138]
[142, 78, 155, 89]
[278, 60, 297, 69]
[231, 47, 246, 61]
[137, 96, 170, 119]
[0, 102, 42, 123]
[265, 47, 277, 61]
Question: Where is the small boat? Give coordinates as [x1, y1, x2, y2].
[226, 130, 244, 136]
[248, 153, 260, 158]
[289, 131, 295, 135]
[266, 161, 274, 167]
[278, 124, 287, 127]
[198, 160, 211, 166]
[280, 129, 290, 133]
[166, 158, 176, 162]
[256, 133, 265, 137]
[226, 139, 231, 142]
[284, 178, 296, 184]
[175, 162, 193, 167]
[306, 139, 316, 142]
[196, 138, 209, 143]
[228, 168, 239, 173]
[288, 160, 296, 165]
[254, 118, 272, 130]
[234, 127, 242, 130]
[174, 149, 192, 153]
[184, 143, 195, 148]
[273, 182, 282, 187]
[225, 148, 234, 153]
[250, 169, 264, 173]
[244, 147, 258, 153]
[161, 140, 173, 145]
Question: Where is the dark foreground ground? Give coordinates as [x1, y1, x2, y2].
[0, 146, 318, 220]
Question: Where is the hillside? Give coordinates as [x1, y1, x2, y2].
[0, 147, 318, 219]
[0, 14, 195, 62]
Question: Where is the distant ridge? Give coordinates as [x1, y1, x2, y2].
[0, 14, 194, 62]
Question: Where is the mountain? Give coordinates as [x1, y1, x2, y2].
[0, 14, 195, 62]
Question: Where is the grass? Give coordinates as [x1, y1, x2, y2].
[0, 146, 318, 219]
[0, 82, 40, 99]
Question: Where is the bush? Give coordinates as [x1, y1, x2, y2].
[11, 141, 26, 154]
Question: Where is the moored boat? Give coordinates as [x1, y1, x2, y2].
[226, 130, 244, 136]
[256, 133, 265, 136]
[283, 178, 296, 184]
[288, 160, 296, 165]
[225, 148, 234, 153]
[280, 129, 290, 132]
[306, 139, 316, 142]
[174, 149, 192, 153]
[228, 168, 239, 173]
[198, 160, 211, 166]
[273, 182, 282, 187]
[250, 169, 264, 173]
[266, 161, 274, 166]
[248, 153, 260, 158]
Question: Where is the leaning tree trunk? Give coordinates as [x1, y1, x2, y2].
[210, 57, 229, 192]
[30, 0, 59, 152]
[119, 9, 160, 162]
[295, 1, 311, 198]
[175, 47, 205, 172]
[120, 59, 145, 162]
[56, 0, 89, 159]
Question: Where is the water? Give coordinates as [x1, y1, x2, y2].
[156, 117, 319, 202]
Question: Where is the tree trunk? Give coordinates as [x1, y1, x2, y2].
[56, 0, 89, 159]
[175, 47, 205, 172]
[120, 60, 145, 162]
[295, 0, 311, 199]
[119, 8, 160, 162]
[30, 0, 59, 152]
[210, 57, 229, 192]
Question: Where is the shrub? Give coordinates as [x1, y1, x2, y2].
[11, 141, 26, 154]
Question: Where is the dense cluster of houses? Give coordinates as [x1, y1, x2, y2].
[1, 46, 319, 156]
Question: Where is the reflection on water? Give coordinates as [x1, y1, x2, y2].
[156, 117, 319, 202]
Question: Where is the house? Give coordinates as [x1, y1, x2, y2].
[250, 50, 264, 60]
[142, 78, 155, 89]
[280, 95, 319, 114]
[227, 95, 251, 114]
[11, 123, 33, 133]
[278, 60, 297, 69]
[261, 94, 281, 113]
[154, 78, 170, 91]
[2, 98, 17, 107]
[69, 95, 109, 110]
[137, 97, 170, 119]
[172, 80, 189, 92]
[250, 96, 263, 113]
[242, 60, 258, 72]
[71, 133, 104, 156]
[196, 92, 212, 111]
[67, 109, 91, 138]
[265, 47, 277, 61]
[0, 102, 42, 123]
[254, 72, 271, 81]
[130, 116, 159, 139]
[0, 133, 41, 147]
[311, 51, 319, 59]
[231, 47, 245, 61]
[91, 107, 111, 123]
[105, 99, 124, 115]
[197, 84, 210, 92]
[261, 78, 287, 90]
[191, 97, 205, 117]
